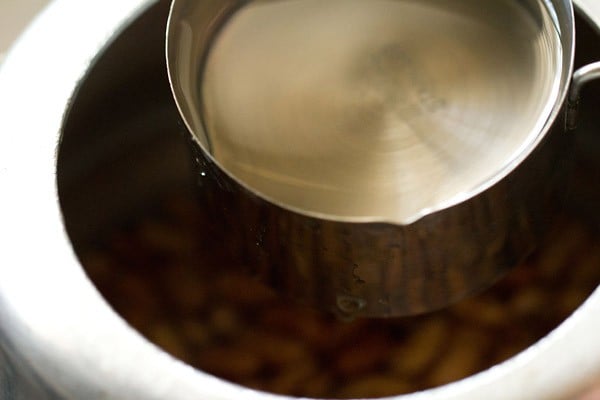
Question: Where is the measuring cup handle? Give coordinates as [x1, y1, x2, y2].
[567, 61, 600, 130]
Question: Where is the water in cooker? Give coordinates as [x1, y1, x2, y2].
[200, 0, 562, 223]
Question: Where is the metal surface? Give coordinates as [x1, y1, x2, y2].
[567, 61, 600, 128]
[198, 0, 562, 224]
[0, 0, 49, 64]
[168, 0, 572, 224]
[167, 0, 579, 317]
[572, 61, 600, 99]
[0, 0, 599, 399]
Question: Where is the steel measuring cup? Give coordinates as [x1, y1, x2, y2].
[166, 0, 600, 317]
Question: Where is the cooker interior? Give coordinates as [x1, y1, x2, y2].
[56, 1, 600, 398]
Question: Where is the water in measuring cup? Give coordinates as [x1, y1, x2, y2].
[200, 0, 562, 223]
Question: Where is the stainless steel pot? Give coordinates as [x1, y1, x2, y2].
[1, 0, 600, 399]
[166, 0, 600, 317]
